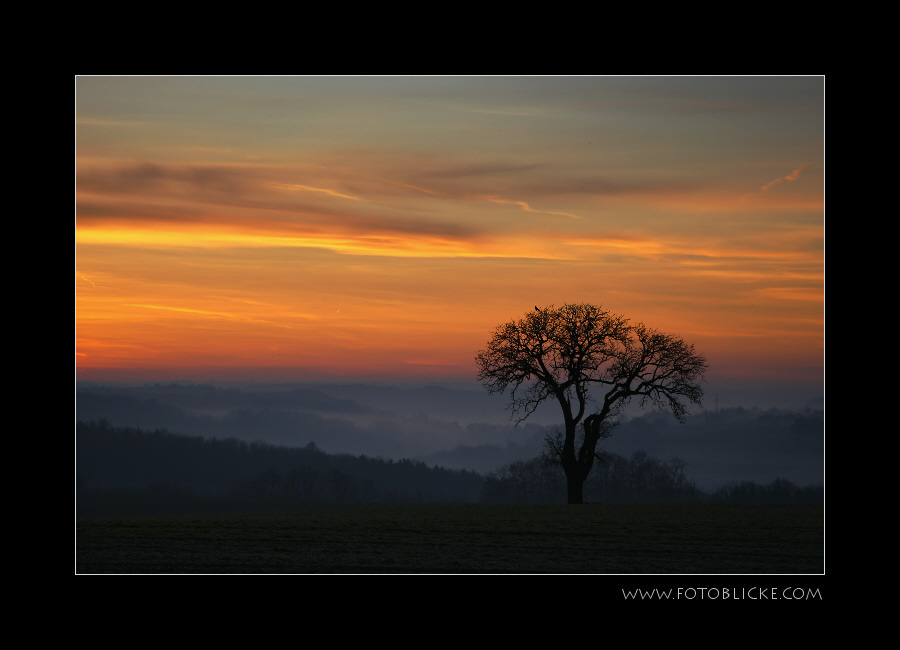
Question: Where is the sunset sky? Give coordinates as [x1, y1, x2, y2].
[75, 76, 824, 397]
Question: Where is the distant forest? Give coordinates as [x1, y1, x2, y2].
[76, 421, 823, 518]
[74, 382, 824, 487]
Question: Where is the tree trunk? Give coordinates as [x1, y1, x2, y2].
[567, 473, 585, 504]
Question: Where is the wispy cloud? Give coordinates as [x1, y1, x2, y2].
[477, 195, 581, 219]
[270, 182, 362, 201]
[761, 165, 810, 192]
[77, 162, 255, 197]
[127, 303, 247, 319]
[126, 303, 292, 325]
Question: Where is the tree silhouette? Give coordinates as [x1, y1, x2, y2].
[475, 303, 708, 504]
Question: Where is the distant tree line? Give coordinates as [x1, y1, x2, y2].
[709, 478, 823, 504]
[483, 452, 823, 505]
[77, 420, 483, 517]
[483, 451, 703, 504]
[76, 420, 823, 518]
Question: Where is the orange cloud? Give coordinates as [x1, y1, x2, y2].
[761, 165, 810, 192]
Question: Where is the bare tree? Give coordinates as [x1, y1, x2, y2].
[475, 303, 708, 504]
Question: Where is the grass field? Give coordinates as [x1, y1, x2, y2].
[75, 503, 824, 574]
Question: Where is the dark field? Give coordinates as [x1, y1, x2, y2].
[76, 503, 824, 574]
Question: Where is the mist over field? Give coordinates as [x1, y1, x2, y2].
[75, 378, 823, 490]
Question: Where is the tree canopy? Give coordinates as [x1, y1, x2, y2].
[475, 303, 708, 503]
